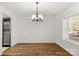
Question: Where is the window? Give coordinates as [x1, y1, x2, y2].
[63, 14, 79, 46]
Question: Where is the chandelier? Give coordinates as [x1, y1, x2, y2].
[32, 2, 43, 22]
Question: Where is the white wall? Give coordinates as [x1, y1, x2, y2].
[0, 5, 18, 54]
[17, 15, 56, 43]
[56, 3, 79, 55]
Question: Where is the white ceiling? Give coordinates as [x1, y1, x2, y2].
[0, 2, 75, 16]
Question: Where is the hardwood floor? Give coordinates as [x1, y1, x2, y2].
[2, 43, 72, 56]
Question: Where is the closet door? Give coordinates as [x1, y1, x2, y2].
[2, 18, 11, 47]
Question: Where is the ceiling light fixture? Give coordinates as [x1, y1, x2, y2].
[32, 2, 43, 22]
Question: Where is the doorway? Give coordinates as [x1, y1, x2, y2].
[63, 14, 79, 45]
[2, 17, 11, 47]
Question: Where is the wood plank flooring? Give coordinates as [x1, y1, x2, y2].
[2, 43, 72, 56]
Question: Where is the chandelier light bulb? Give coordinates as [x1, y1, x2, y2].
[32, 15, 36, 19]
[39, 14, 43, 19]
